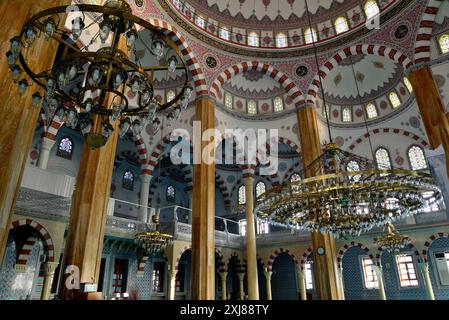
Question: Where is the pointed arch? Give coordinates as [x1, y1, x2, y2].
[267, 248, 299, 272]
[337, 242, 374, 269]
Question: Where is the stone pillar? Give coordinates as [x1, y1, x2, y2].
[37, 138, 56, 169]
[138, 174, 152, 223]
[419, 262, 436, 300]
[168, 269, 177, 301]
[264, 269, 272, 300]
[40, 262, 59, 300]
[296, 106, 344, 300]
[0, 0, 71, 266]
[296, 266, 307, 300]
[243, 174, 259, 300]
[219, 272, 227, 300]
[373, 265, 387, 300]
[190, 97, 215, 300]
[237, 273, 245, 300]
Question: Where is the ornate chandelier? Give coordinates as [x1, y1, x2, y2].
[135, 213, 173, 256]
[6, 0, 193, 148]
[254, 143, 443, 238]
[374, 221, 411, 254]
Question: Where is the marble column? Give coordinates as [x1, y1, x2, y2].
[168, 269, 177, 301]
[373, 265, 387, 300]
[190, 97, 215, 300]
[296, 106, 344, 300]
[296, 266, 307, 301]
[237, 273, 245, 300]
[0, 0, 71, 266]
[264, 269, 272, 300]
[138, 174, 152, 223]
[219, 272, 227, 300]
[419, 262, 436, 300]
[243, 175, 259, 300]
[40, 262, 59, 300]
[37, 138, 56, 169]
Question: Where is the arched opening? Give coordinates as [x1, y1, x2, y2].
[176, 249, 191, 299]
[271, 252, 298, 300]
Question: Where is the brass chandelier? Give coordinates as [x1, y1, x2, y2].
[374, 221, 411, 254]
[6, 0, 193, 149]
[135, 213, 173, 256]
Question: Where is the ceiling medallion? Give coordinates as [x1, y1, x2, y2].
[296, 65, 308, 78]
[134, 0, 144, 7]
[394, 25, 409, 40]
[205, 55, 218, 69]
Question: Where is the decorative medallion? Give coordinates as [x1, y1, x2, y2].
[134, 0, 143, 7]
[204, 55, 218, 69]
[296, 65, 308, 78]
[394, 25, 409, 39]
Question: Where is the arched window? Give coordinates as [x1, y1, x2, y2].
[167, 185, 175, 202]
[195, 15, 206, 29]
[389, 92, 401, 109]
[219, 27, 230, 40]
[248, 32, 259, 47]
[334, 17, 349, 34]
[366, 103, 378, 119]
[56, 137, 73, 159]
[304, 28, 317, 44]
[247, 100, 257, 115]
[439, 34, 449, 54]
[346, 160, 361, 182]
[403, 77, 413, 93]
[364, 0, 380, 20]
[273, 97, 284, 112]
[238, 185, 246, 205]
[122, 170, 134, 190]
[408, 146, 427, 170]
[342, 107, 352, 122]
[255, 181, 266, 198]
[173, 0, 182, 10]
[225, 93, 233, 109]
[375, 148, 392, 170]
[276, 33, 288, 48]
[166, 90, 175, 103]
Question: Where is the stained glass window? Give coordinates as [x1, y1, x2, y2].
[404, 77, 413, 93]
[247, 100, 257, 115]
[273, 97, 284, 112]
[166, 90, 175, 103]
[56, 137, 73, 159]
[335, 17, 349, 34]
[342, 107, 352, 122]
[408, 145, 427, 170]
[238, 185, 246, 205]
[248, 32, 259, 47]
[304, 28, 317, 44]
[362, 257, 379, 289]
[225, 93, 233, 109]
[167, 185, 175, 202]
[389, 92, 401, 109]
[439, 34, 449, 54]
[195, 15, 206, 29]
[123, 170, 134, 190]
[256, 181, 266, 198]
[366, 103, 378, 119]
[219, 27, 230, 40]
[172, 0, 181, 9]
[375, 148, 392, 170]
[396, 254, 419, 287]
[276, 33, 288, 48]
[364, 0, 380, 20]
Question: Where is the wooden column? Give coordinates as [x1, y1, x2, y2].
[0, 0, 71, 265]
[190, 96, 215, 300]
[297, 106, 344, 300]
[408, 66, 445, 149]
[59, 113, 119, 299]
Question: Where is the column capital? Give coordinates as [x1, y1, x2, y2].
[237, 273, 245, 281]
[219, 272, 228, 280]
[418, 261, 430, 272]
[41, 137, 56, 150]
[264, 271, 272, 280]
[140, 174, 152, 184]
[43, 261, 59, 276]
[242, 175, 255, 185]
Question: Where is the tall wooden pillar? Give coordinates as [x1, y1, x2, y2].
[59, 114, 119, 300]
[190, 96, 216, 300]
[0, 0, 71, 265]
[297, 106, 344, 300]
